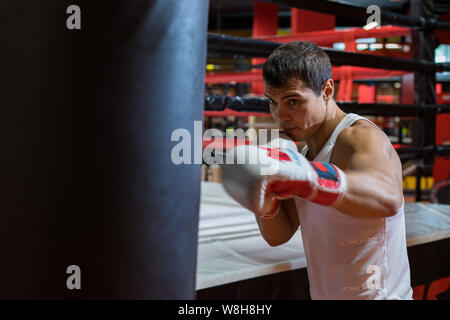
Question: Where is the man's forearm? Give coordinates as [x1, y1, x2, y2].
[255, 204, 296, 246]
[332, 170, 402, 219]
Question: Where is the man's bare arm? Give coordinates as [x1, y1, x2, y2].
[256, 199, 299, 246]
[332, 125, 404, 219]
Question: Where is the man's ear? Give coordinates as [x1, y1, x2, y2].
[322, 79, 334, 101]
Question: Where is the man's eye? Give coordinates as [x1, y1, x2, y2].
[288, 99, 298, 105]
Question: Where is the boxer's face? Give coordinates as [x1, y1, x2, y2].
[264, 78, 331, 142]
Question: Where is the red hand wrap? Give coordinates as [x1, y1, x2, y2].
[261, 197, 281, 219]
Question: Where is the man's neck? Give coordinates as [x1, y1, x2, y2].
[306, 101, 346, 160]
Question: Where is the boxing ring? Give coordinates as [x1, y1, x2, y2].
[196, 182, 450, 300]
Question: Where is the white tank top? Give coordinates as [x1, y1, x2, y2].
[296, 113, 413, 300]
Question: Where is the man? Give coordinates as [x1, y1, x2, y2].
[222, 41, 413, 300]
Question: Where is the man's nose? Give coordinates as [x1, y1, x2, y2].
[277, 104, 291, 123]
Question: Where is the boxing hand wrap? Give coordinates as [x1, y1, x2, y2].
[260, 196, 281, 219]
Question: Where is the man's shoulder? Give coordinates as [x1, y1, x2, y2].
[336, 119, 390, 152]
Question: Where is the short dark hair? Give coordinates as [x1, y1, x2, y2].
[262, 41, 332, 96]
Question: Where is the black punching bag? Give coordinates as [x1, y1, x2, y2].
[0, 0, 208, 298]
